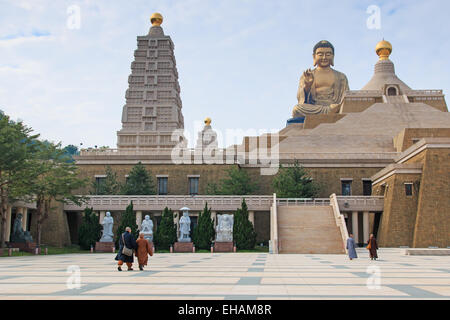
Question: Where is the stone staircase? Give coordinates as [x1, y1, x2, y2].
[277, 206, 345, 254]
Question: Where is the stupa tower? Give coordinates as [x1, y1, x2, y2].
[117, 13, 185, 149]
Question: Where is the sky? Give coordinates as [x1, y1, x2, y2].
[1, 0, 449, 149]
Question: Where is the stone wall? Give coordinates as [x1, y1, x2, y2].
[394, 128, 450, 152]
[76, 162, 382, 198]
[412, 148, 450, 247]
[29, 201, 72, 248]
[374, 173, 421, 247]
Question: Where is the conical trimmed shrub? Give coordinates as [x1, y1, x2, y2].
[192, 202, 215, 250]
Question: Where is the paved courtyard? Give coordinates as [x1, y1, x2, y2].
[0, 248, 449, 300]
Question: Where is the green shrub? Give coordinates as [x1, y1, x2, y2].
[115, 201, 139, 248]
[78, 207, 102, 250]
[233, 199, 257, 250]
[192, 202, 215, 250]
[154, 207, 177, 250]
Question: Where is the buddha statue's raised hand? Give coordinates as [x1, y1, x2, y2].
[303, 68, 314, 90]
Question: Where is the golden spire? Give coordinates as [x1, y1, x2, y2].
[204, 117, 212, 125]
[375, 39, 392, 60]
[150, 13, 163, 26]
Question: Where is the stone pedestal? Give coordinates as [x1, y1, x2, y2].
[9, 242, 36, 253]
[214, 242, 234, 253]
[174, 242, 194, 253]
[95, 242, 115, 253]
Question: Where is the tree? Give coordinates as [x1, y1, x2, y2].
[192, 202, 215, 250]
[115, 201, 139, 248]
[122, 162, 155, 195]
[233, 199, 257, 250]
[78, 207, 102, 250]
[63, 145, 79, 163]
[0, 113, 39, 247]
[26, 141, 88, 247]
[206, 167, 258, 195]
[272, 160, 320, 198]
[91, 165, 122, 195]
[154, 207, 177, 250]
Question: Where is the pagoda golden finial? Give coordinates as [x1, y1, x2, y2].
[376, 39, 392, 60]
[150, 13, 163, 26]
[204, 117, 212, 125]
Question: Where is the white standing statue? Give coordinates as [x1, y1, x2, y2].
[215, 214, 233, 242]
[178, 207, 191, 242]
[100, 211, 114, 242]
[141, 215, 154, 242]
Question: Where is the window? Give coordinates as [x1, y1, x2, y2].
[341, 180, 352, 196]
[95, 177, 106, 194]
[387, 87, 397, 96]
[188, 177, 199, 195]
[363, 180, 372, 196]
[405, 183, 413, 196]
[157, 177, 168, 195]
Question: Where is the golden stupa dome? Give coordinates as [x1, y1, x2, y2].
[375, 40, 392, 60]
[204, 117, 212, 125]
[150, 13, 163, 26]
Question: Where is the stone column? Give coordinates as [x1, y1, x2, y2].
[363, 211, 370, 244]
[352, 211, 359, 245]
[99, 211, 106, 224]
[248, 211, 255, 226]
[21, 208, 28, 230]
[211, 211, 217, 228]
[5, 206, 12, 242]
[136, 211, 143, 230]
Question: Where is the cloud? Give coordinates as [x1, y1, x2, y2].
[0, 31, 54, 47]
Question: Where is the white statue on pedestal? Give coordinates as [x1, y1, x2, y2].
[215, 214, 233, 242]
[100, 212, 114, 242]
[178, 208, 191, 242]
[141, 215, 154, 242]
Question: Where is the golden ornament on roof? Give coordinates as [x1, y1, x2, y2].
[376, 40, 392, 60]
[204, 117, 212, 125]
[150, 13, 163, 26]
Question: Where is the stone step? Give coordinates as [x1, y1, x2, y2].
[277, 205, 345, 254]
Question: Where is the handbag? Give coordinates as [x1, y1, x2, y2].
[121, 233, 133, 256]
[366, 241, 372, 250]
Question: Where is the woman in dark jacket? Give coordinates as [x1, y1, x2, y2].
[115, 227, 138, 271]
[367, 234, 379, 260]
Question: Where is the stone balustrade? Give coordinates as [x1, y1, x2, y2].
[276, 198, 330, 206]
[64, 195, 273, 212]
[336, 196, 384, 212]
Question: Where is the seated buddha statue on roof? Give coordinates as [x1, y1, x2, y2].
[291, 40, 349, 119]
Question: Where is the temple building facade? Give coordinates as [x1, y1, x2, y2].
[3, 14, 449, 252]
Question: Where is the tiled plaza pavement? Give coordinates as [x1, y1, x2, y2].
[0, 248, 449, 300]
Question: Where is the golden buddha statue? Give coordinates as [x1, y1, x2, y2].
[292, 40, 349, 118]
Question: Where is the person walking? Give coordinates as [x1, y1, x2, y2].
[346, 233, 358, 260]
[367, 233, 379, 260]
[115, 227, 137, 271]
[135, 233, 154, 271]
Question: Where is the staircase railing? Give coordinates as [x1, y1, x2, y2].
[330, 193, 349, 254]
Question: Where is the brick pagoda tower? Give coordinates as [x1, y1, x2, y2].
[117, 13, 185, 149]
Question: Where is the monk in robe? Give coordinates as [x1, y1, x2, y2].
[136, 232, 154, 271]
[292, 40, 349, 118]
[367, 234, 379, 260]
[346, 233, 358, 260]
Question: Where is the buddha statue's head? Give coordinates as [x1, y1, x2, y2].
[313, 40, 335, 67]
